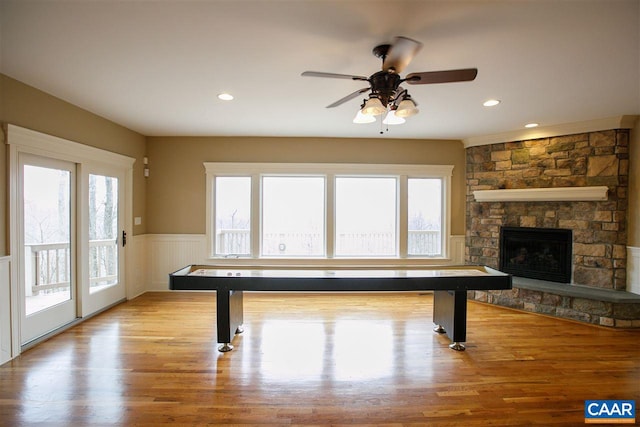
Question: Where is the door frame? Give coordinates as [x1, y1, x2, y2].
[7, 124, 135, 357]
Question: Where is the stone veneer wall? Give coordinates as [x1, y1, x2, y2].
[465, 129, 629, 290]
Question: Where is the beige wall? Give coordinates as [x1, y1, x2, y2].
[0, 74, 147, 256]
[146, 136, 467, 236]
[629, 119, 640, 248]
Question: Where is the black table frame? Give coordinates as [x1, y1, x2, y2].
[169, 265, 512, 352]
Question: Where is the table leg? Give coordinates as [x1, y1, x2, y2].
[433, 290, 467, 351]
[218, 343, 234, 352]
[216, 289, 244, 352]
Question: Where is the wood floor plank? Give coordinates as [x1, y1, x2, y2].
[0, 291, 639, 426]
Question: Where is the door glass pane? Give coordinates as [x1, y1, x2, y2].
[408, 178, 442, 256]
[261, 176, 325, 256]
[335, 177, 397, 256]
[215, 177, 251, 256]
[89, 174, 119, 294]
[23, 165, 71, 315]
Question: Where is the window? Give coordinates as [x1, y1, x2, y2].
[335, 177, 396, 256]
[205, 163, 453, 263]
[262, 176, 325, 256]
[408, 178, 442, 256]
[215, 177, 251, 256]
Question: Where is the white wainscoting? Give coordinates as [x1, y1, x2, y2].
[449, 235, 465, 265]
[147, 235, 208, 291]
[628, 246, 640, 295]
[127, 234, 150, 299]
[143, 234, 466, 292]
[0, 256, 12, 364]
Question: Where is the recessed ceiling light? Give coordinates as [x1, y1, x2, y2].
[525, 123, 539, 128]
[217, 93, 234, 101]
[483, 99, 500, 107]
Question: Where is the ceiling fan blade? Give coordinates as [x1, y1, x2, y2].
[302, 71, 368, 81]
[382, 37, 423, 74]
[404, 68, 478, 85]
[326, 87, 371, 108]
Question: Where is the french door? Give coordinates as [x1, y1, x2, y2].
[8, 124, 134, 354]
[80, 165, 126, 317]
[19, 154, 77, 343]
[18, 157, 126, 344]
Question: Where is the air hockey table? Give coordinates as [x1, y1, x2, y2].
[169, 265, 512, 352]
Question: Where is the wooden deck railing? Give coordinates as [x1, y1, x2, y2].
[26, 239, 118, 295]
[216, 229, 441, 256]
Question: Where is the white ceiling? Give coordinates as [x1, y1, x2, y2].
[1, 0, 639, 141]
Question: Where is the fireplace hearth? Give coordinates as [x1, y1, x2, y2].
[500, 227, 572, 283]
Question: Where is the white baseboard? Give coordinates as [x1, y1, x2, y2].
[628, 246, 640, 295]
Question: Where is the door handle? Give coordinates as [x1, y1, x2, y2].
[122, 230, 127, 247]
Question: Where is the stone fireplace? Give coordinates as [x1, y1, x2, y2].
[465, 129, 640, 327]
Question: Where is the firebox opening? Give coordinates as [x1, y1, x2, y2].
[499, 227, 572, 283]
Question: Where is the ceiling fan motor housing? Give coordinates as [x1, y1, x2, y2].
[369, 71, 402, 107]
[372, 44, 391, 60]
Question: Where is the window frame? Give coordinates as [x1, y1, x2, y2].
[204, 162, 453, 267]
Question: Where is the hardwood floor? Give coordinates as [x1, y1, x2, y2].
[1, 291, 639, 426]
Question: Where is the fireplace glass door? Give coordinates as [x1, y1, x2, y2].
[499, 227, 572, 283]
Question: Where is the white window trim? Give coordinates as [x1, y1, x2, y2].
[204, 162, 453, 268]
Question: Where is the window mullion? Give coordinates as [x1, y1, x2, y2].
[399, 175, 408, 258]
[251, 174, 261, 258]
[326, 174, 335, 258]
[206, 172, 214, 257]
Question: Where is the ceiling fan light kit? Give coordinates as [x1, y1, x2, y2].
[302, 36, 478, 131]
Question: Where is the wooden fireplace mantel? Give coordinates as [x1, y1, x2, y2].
[473, 186, 608, 202]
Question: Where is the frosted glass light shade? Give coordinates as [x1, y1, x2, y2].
[395, 99, 419, 117]
[382, 110, 406, 125]
[361, 97, 386, 116]
[353, 110, 376, 123]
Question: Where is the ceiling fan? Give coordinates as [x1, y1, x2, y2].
[301, 36, 477, 123]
